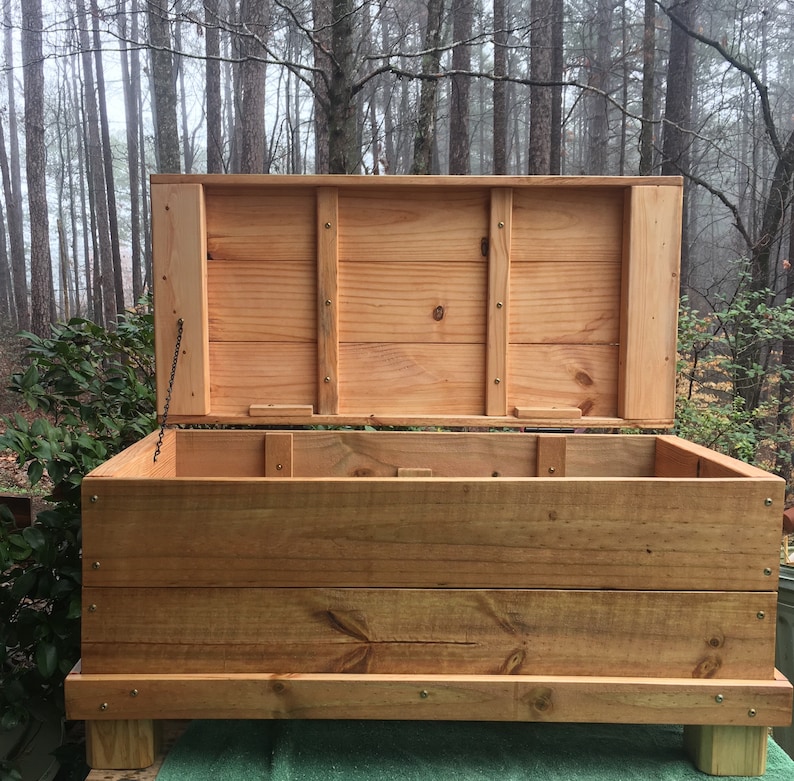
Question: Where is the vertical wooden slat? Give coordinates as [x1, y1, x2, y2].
[317, 187, 339, 415]
[486, 188, 512, 416]
[618, 186, 682, 421]
[536, 434, 567, 477]
[152, 183, 210, 417]
[265, 433, 294, 477]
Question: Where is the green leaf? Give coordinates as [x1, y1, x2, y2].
[35, 642, 58, 679]
[21, 526, 46, 552]
[27, 461, 44, 485]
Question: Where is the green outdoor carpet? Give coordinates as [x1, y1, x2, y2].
[156, 721, 794, 781]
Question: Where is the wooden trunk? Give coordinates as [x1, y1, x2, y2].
[65, 176, 792, 776]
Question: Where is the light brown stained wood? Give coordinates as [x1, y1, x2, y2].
[397, 468, 433, 477]
[537, 435, 567, 477]
[204, 187, 315, 261]
[84, 722, 187, 777]
[86, 432, 173, 479]
[66, 671, 793, 726]
[85, 719, 159, 769]
[618, 186, 681, 422]
[264, 433, 293, 477]
[79, 588, 777, 678]
[317, 187, 339, 414]
[509, 261, 621, 344]
[208, 342, 316, 416]
[511, 188, 624, 262]
[508, 344, 619, 419]
[655, 436, 783, 480]
[165, 431, 657, 479]
[684, 725, 769, 776]
[338, 343, 485, 416]
[207, 260, 316, 342]
[487, 188, 511, 416]
[80, 476, 780, 590]
[514, 407, 582, 420]
[337, 188, 489, 262]
[152, 184, 210, 418]
[338, 261, 486, 343]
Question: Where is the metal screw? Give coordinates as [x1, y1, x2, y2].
[130, 689, 138, 698]
[99, 703, 108, 711]
[420, 690, 429, 699]
[324, 376, 331, 383]
[498, 221, 505, 229]
[90, 495, 98, 503]
[494, 378, 501, 384]
[748, 708, 757, 717]
[92, 561, 101, 570]
[764, 498, 773, 506]
[757, 611, 765, 620]
[764, 567, 773, 576]
[324, 222, 332, 229]
[276, 464, 283, 471]
[548, 467, 556, 474]
[715, 694, 724, 703]
[496, 302, 503, 309]
[325, 299, 332, 306]
[88, 604, 97, 612]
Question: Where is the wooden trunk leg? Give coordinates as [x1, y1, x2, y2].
[684, 724, 768, 777]
[85, 719, 161, 769]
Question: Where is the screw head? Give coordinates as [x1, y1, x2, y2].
[130, 689, 138, 697]
[748, 708, 757, 717]
[325, 299, 332, 306]
[757, 611, 765, 620]
[497, 221, 505, 229]
[764, 567, 773, 576]
[276, 464, 283, 471]
[548, 467, 556, 474]
[324, 376, 331, 383]
[92, 561, 101, 570]
[496, 301, 503, 309]
[765, 498, 773, 506]
[494, 378, 501, 385]
[99, 703, 108, 711]
[88, 604, 97, 612]
[420, 690, 429, 699]
[715, 694, 724, 703]
[324, 222, 332, 229]
[90, 495, 98, 503]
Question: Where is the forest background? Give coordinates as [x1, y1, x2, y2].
[1, 0, 794, 482]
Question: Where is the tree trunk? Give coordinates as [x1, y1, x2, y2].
[0, 197, 11, 325]
[549, 0, 564, 174]
[92, 0, 126, 314]
[492, 0, 507, 174]
[774, 219, 794, 484]
[238, 0, 269, 173]
[3, 5, 28, 330]
[639, 0, 655, 175]
[411, 0, 444, 175]
[148, 0, 181, 172]
[312, 0, 332, 173]
[586, 0, 612, 175]
[205, 0, 224, 172]
[449, 0, 473, 175]
[528, 0, 553, 175]
[21, 0, 55, 335]
[327, 0, 359, 174]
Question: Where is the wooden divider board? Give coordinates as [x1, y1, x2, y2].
[152, 175, 682, 428]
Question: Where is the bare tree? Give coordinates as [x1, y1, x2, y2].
[528, 0, 553, 174]
[412, 0, 445, 174]
[449, 0, 473, 175]
[148, 0, 181, 172]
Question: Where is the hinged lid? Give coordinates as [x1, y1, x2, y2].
[152, 175, 682, 429]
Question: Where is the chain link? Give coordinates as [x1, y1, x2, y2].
[153, 318, 184, 463]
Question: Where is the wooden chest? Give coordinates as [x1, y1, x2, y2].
[65, 176, 792, 776]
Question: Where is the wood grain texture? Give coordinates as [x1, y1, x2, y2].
[66, 671, 792, 725]
[338, 188, 489, 262]
[204, 187, 315, 261]
[152, 183, 210, 418]
[618, 186, 682, 421]
[655, 436, 782, 480]
[536, 434, 567, 477]
[79, 588, 777, 678]
[85, 719, 159, 769]
[511, 188, 624, 262]
[684, 724, 769, 776]
[81, 475, 780, 590]
[487, 188, 512, 415]
[265, 432, 293, 477]
[317, 187, 339, 414]
[508, 344, 618, 418]
[339, 261, 486, 343]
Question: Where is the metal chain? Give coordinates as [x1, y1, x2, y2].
[153, 318, 184, 463]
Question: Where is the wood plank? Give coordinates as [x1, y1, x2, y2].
[79, 588, 777, 678]
[85, 722, 187, 777]
[338, 188, 489, 262]
[80, 476, 780, 590]
[339, 261, 486, 343]
[684, 725, 769, 776]
[265, 433, 293, 478]
[509, 344, 619, 420]
[397, 468, 433, 477]
[204, 187, 315, 261]
[618, 186, 681, 421]
[655, 436, 783, 480]
[207, 260, 315, 342]
[66, 670, 792, 725]
[486, 188, 512, 416]
[86, 432, 171, 478]
[85, 719, 159, 769]
[537, 435, 567, 476]
[248, 404, 313, 418]
[152, 183, 210, 418]
[208, 342, 316, 417]
[510, 261, 621, 344]
[317, 187, 339, 414]
[515, 407, 582, 420]
[338, 343, 485, 416]
[511, 188, 624, 263]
